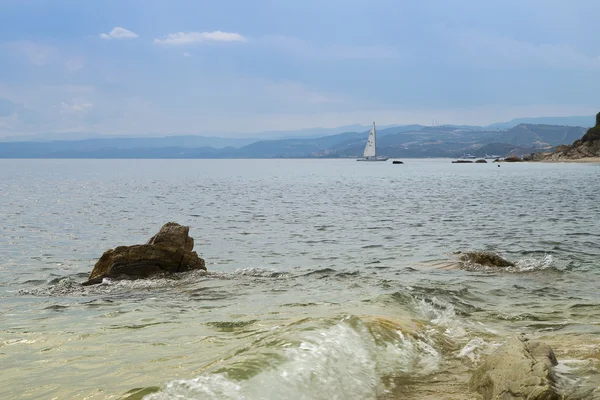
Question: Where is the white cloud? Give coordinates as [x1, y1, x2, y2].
[60, 102, 93, 115]
[154, 31, 247, 45]
[100, 27, 139, 40]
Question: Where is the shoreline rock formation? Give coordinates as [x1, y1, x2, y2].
[532, 111, 600, 161]
[82, 222, 206, 286]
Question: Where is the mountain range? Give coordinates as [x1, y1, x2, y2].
[0, 116, 594, 159]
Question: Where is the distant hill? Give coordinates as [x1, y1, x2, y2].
[486, 116, 594, 130]
[0, 122, 589, 159]
[0, 124, 406, 143]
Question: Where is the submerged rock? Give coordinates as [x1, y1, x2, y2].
[458, 251, 515, 268]
[82, 222, 206, 286]
[469, 335, 559, 400]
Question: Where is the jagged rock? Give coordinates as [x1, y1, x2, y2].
[82, 222, 206, 285]
[146, 221, 194, 252]
[469, 335, 559, 400]
[458, 251, 515, 268]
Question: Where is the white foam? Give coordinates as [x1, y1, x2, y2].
[508, 254, 554, 272]
[414, 297, 467, 340]
[145, 318, 442, 400]
[457, 337, 487, 362]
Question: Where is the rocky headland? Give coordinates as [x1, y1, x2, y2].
[532, 111, 600, 162]
[82, 222, 206, 285]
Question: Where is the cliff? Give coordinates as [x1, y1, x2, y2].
[533, 111, 600, 161]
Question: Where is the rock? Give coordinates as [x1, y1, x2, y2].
[580, 111, 600, 143]
[504, 155, 523, 162]
[392, 160, 404, 164]
[459, 251, 515, 268]
[469, 335, 559, 400]
[475, 159, 487, 163]
[146, 221, 194, 252]
[452, 160, 473, 163]
[534, 111, 600, 161]
[521, 154, 533, 161]
[83, 222, 206, 285]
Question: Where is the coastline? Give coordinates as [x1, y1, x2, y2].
[535, 157, 600, 163]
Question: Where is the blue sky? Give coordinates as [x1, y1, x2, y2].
[0, 0, 599, 137]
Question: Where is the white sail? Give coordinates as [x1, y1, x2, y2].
[363, 122, 376, 157]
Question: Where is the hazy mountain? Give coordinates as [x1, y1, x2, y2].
[486, 116, 594, 130]
[0, 122, 588, 159]
[0, 124, 404, 143]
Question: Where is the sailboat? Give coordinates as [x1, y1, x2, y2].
[356, 122, 389, 161]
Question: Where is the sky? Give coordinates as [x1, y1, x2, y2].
[0, 0, 599, 137]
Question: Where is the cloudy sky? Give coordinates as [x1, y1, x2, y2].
[0, 0, 599, 137]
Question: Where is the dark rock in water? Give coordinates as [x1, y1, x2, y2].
[83, 222, 206, 286]
[392, 160, 404, 164]
[470, 335, 560, 400]
[452, 160, 473, 163]
[503, 155, 523, 162]
[146, 221, 194, 252]
[459, 251, 515, 268]
[475, 159, 487, 163]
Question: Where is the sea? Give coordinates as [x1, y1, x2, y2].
[1, 158, 599, 400]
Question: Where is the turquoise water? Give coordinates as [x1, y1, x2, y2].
[1, 159, 599, 399]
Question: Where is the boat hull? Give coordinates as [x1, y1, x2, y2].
[356, 157, 389, 162]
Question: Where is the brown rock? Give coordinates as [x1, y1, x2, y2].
[458, 251, 515, 268]
[469, 335, 559, 400]
[146, 221, 194, 252]
[83, 222, 206, 285]
[504, 155, 523, 162]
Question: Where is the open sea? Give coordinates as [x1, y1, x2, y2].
[1, 158, 600, 400]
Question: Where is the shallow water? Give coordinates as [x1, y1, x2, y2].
[1, 159, 599, 399]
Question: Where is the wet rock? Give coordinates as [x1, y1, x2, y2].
[146, 221, 194, 252]
[82, 222, 206, 286]
[475, 159, 488, 163]
[469, 335, 559, 400]
[458, 251, 515, 268]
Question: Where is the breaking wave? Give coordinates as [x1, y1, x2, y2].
[145, 316, 442, 400]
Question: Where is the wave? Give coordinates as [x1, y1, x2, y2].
[144, 316, 442, 400]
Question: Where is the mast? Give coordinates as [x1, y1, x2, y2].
[372, 121, 376, 156]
